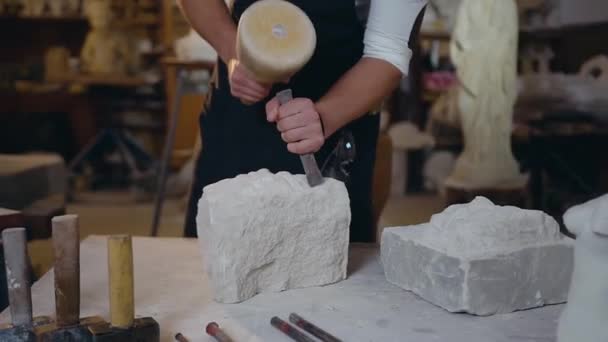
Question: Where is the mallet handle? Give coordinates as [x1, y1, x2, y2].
[52, 215, 81, 327]
[108, 235, 135, 329]
[2, 227, 33, 326]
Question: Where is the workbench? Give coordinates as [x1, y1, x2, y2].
[0, 236, 564, 341]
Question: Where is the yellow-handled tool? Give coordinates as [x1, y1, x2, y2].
[86, 235, 159, 341]
[108, 235, 135, 329]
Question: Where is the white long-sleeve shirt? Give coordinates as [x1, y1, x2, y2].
[363, 0, 427, 75]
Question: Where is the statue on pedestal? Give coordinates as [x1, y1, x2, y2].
[80, 0, 139, 75]
[445, 0, 527, 190]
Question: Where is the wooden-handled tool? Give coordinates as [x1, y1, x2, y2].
[0, 227, 52, 341]
[109, 235, 134, 329]
[271, 316, 315, 342]
[36, 215, 104, 341]
[3, 228, 32, 327]
[86, 235, 159, 341]
[289, 313, 342, 342]
[206, 322, 234, 342]
[53, 215, 80, 327]
[237, 0, 324, 187]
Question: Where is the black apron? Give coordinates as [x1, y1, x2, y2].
[184, 0, 380, 242]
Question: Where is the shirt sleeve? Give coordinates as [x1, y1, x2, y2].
[363, 0, 427, 75]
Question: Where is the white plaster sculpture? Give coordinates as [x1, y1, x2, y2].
[446, 0, 528, 190]
[196, 169, 351, 304]
[428, 86, 461, 130]
[174, 28, 218, 88]
[381, 196, 574, 316]
[175, 28, 218, 62]
[557, 194, 608, 342]
[80, 0, 139, 75]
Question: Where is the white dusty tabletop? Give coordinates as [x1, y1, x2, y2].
[1, 236, 564, 341]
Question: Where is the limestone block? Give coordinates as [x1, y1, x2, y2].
[381, 197, 574, 316]
[196, 169, 350, 304]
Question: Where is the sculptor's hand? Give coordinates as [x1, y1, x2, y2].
[228, 59, 271, 104]
[266, 97, 325, 154]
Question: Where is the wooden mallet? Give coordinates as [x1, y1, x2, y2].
[86, 235, 159, 341]
[0, 228, 52, 341]
[35, 215, 105, 341]
[237, 0, 324, 187]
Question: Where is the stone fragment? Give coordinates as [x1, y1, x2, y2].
[381, 197, 574, 316]
[197, 169, 351, 304]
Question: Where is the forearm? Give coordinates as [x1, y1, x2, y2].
[316, 58, 401, 138]
[176, 0, 237, 63]
[316, 0, 426, 137]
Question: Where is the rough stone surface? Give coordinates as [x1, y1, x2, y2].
[381, 197, 574, 316]
[197, 169, 351, 304]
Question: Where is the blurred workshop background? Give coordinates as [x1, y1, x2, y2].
[0, 0, 607, 310]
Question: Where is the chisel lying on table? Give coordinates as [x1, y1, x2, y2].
[0, 228, 52, 341]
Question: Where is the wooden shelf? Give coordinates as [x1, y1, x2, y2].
[46, 73, 157, 87]
[0, 15, 87, 22]
[161, 57, 216, 71]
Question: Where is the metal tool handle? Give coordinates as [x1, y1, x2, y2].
[289, 313, 342, 342]
[276, 89, 324, 187]
[108, 235, 134, 329]
[52, 215, 80, 327]
[2, 227, 33, 326]
[271, 316, 316, 342]
[206, 322, 234, 342]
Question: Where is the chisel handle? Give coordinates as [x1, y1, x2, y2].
[206, 322, 234, 342]
[108, 235, 134, 329]
[276, 89, 324, 187]
[52, 215, 80, 327]
[289, 313, 342, 342]
[2, 227, 33, 326]
[271, 316, 316, 342]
